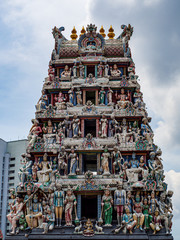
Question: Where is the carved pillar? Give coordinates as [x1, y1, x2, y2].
[83, 90, 86, 105]
[97, 195, 101, 220]
[96, 119, 99, 138]
[84, 65, 87, 78]
[81, 119, 84, 138]
[95, 65, 98, 78]
[97, 153, 101, 174]
[79, 153, 82, 175]
[77, 195, 81, 220]
[95, 90, 98, 105]
[51, 93, 54, 105]
[57, 68, 60, 77]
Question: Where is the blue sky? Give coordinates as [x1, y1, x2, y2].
[0, 0, 180, 238]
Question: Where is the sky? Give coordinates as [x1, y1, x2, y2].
[0, 0, 180, 238]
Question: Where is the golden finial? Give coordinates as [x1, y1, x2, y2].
[108, 25, 115, 39]
[70, 26, 78, 40]
[99, 25, 106, 38]
[80, 26, 86, 36]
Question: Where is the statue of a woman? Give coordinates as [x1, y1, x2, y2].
[72, 115, 80, 138]
[64, 186, 77, 226]
[37, 153, 52, 184]
[68, 147, 79, 175]
[101, 187, 113, 226]
[101, 146, 110, 175]
[99, 87, 106, 105]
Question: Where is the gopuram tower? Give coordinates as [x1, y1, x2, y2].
[6, 24, 174, 240]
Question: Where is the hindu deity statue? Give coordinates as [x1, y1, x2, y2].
[101, 146, 110, 175]
[24, 185, 33, 216]
[42, 207, 55, 234]
[58, 146, 67, 175]
[133, 192, 144, 231]
[7, 195, 24, 234]
[150, 208, 162, 234]
[104, 62, 109, 77]
[76, 88, 82, 105]
[54, 91, 66, 110]
[64, 186, 77, 226]
[83, 219, 94, 236]
[25, 194, 43, 228]
[62, 116, 72, 138]
[114, 182, 126, 226]
[99, 87, 106, 105]
[37, 153, 52, 185]
[158, 192, 173, 235]
[73, 62, 78, 78]
[72, 115, 81, 138]
[142, 198, 152, 230]
[97, 61, 104, 77]
[133, 87, 143, 108]
[107, 87, 113, 105]
[148, 191, 158, 215]
[139, 156, 149, 181]
[61, 65, 71, 78]
[85, 73, 96, 84]
[32, 161, 38, 182]
[99, 114, 108, 138]
[121, 207, 136, 234]
[101, 187, 113, 226]
[141, 117, 154, 147]
[68, 87, 74, 106]
[115, 88, 130, 109]
[48, 64, 55, 82]
[36, 90, 48, 112]
[68, 147, 79, 175]
[111, 146, 123, 174]
[18, 153, 31, 184]
[48, 186, 54, 210]
[28, 119, 42, 149]
[110, 64, 121, 77]
[125, 191, 133, 213]
[54, 183, 65, 226]
[109, 115, 119, 137]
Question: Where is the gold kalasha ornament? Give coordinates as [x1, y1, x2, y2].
[70, 26, 78, 40]
[99, 25, 106, 38]
[108, 25, 115, 39]
[80, 26, 86, 36]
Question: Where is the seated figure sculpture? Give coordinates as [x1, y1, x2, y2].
[110, 64, 121, 77]
[61, 65, 71, 78]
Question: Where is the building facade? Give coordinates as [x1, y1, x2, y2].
[5, 24, 173, 240]
[0, 139, 27, 238]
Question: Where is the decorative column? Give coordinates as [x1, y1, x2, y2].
[95, 90, 98, 105]
[97, 195, 101, 220]
[81, 119, 84, 138]
[95, 65, 98, 78]
[79, 153, 82, 175]
[57, 68, 60, 77]
[77, 195, 81, 220]
[97, 153, 101, 174]
[96, 119, 99, 138]
[84, 65, 87, 78]
[83, 90, 86, 105]
[51, 93, 54, 105]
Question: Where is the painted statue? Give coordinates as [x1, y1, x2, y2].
[101, 187, 113, 226]
[111, 146, 123, 174]
[101, 146, 110, 175]
[37, 153, 52, 185]
[58, 146, 67, 175]
[72, 115, 81, 138]
[68, 147, 79, 175]
[64, 186, 77, 226]
[68, 88, 74, 106]
[133, 192, 144, 231]
[114, 182, 126, 226]
[99, 87, 106, 105]
[28, 119, 42, 149]
[42, 207, 55, 234]
[76, 88, 82, 105]
[97, 62, 104, 77]
[61, 65, 71, 78]
[54, 183, 65, 226]
[99, 114, 108, 138]
[110, 64, 121, 77]
[107, 87, 113, 105]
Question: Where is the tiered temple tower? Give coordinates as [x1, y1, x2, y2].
[6, 24, 173, 240]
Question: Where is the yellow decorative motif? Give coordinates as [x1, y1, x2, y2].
[108, 25, 115, 39]
[70, 26, 78, 40]
[99, 25, 106, 38]
[80, 26, 86, 36]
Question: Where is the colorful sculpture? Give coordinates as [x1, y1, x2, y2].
[101, 187, 113, 226]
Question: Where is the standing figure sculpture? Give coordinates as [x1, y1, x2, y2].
[64, 186, 77, 226]
[54, 183, 65, 226]
[76, 88, 82, 105]
[58, 146, 67, 175]
[72, 115, 81, 138]
[36, 90, 48, 111]
[79, 62, 85, 78]
[68, 88, 74, 106]
[133, 192, 144, 231]
[111, 146, 123, 174]
[107, 87, 113, 105]
[104, 62, 109, 77]
[114, 182, 126, 226]
[101, 187, 113, 226]
[99, 87, 106, 105]
[97, 62, 104, 77]
[101, 146, 110, 175]
[99, 114, 108, 138]
[62, 116, 72, 138]
[28, 119, 42, 149]
[68, 147, 79, 175]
